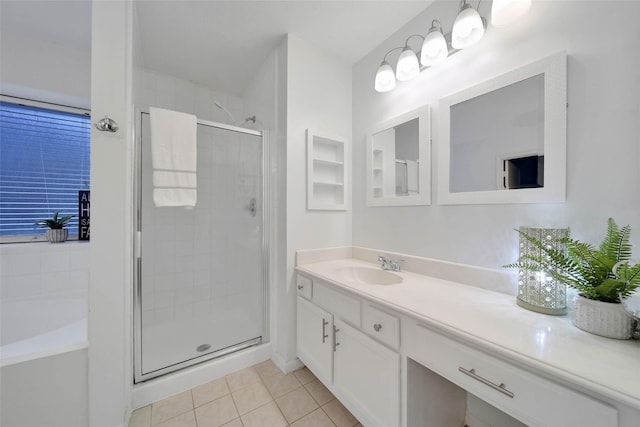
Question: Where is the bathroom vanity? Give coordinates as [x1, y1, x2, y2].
[295, 247, 640, 427]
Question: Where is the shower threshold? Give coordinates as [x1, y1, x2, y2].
[135, 336, 262, 383]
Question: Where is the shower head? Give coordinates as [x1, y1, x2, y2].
[214, 100, 237, 124]
[214, 101, 259, 128]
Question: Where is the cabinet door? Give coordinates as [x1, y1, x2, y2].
[297, 296, 333, 384]
[333, 319, 400, 427]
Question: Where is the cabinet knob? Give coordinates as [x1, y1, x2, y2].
[298, 285, 304, 290]
[373, 323, 382, 332]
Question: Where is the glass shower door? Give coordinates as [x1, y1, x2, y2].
[135, 113, 265, 381]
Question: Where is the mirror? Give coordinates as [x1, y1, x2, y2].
[367, 106, 431, 206]
[438, 52, 566, 205]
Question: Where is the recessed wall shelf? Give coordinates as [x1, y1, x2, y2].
[306, 129, 348, 211]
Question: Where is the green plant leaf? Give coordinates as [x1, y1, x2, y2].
[504, 219, 639, 302]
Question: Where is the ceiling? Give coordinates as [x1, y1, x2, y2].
[2, 1, 432, 96]
[135, 1, 432, 95]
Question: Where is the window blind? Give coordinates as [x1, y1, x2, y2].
[0, 101, 90, 239]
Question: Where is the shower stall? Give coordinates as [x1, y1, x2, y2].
[133, 111, 269, 382]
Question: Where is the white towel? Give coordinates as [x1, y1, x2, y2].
[149, 107, 197, 208]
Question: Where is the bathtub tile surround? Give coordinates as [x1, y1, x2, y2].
[0, 241, 89, 301]
[0, 241, 90, 425]
[128, 360, 362, 427]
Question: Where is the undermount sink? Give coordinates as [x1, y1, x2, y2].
[334, 266, 403, 285]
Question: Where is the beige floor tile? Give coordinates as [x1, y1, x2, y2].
[322, 399, 359, 427]
[155, 410, 196, 427]
[151, 391, 194, 425]
[293, 367, 317, 385]
[231, 381, 273, 415]
[192, 377, 230, 407]
[291, 408, 336, 427]
[275, 386, 319, 423]
[220, 418, 243, 427]
[195, 395, 240, 427]
[241, 401, 288, 427]
[129, 405, 151, 427]
[225, 367, 262, 392]
[262, 370, 302, 398]
[304, 379, 335, 406]
[254, 359, 282, 379]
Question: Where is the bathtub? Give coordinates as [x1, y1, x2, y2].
[0, 294, 89, 427]
[1, 294, 88, 366]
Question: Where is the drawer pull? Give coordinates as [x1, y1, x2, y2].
[298, 285, 304, 290]
[322, 318, 329, 343]
[458, 367, 514, 399]
[373, 323, 382, 332]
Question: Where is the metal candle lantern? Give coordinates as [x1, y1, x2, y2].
[517, 227, 568, 315]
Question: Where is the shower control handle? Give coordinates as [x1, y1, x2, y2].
[248, 198, 257, 217]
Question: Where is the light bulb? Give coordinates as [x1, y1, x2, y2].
[374, 61, 396, 93]
[420, 23, 448, 66]
[452, 4, 485, 49]
[396, 46, 420, 81]
[491, 0, 531, 27]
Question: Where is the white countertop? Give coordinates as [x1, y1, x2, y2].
[296, 257, 640, 410]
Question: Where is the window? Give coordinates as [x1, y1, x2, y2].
[0, 98, 90, 242]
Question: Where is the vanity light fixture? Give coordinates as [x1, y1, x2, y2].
[420, 20, 448, 66]
[451, 0, 486, 49]
[491, 0, 532, 27]
[373, 0, 531, 93]
[374, 60, 397, 93]
[396, 36, 423, 81]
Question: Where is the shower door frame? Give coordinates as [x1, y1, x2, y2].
[132, 109, 270, 383]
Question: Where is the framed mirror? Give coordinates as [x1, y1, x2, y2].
[438, 52, 566, 205]
[367, 106, 431, 206]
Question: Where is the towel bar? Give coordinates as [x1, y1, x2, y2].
[95, 116, 119, 132]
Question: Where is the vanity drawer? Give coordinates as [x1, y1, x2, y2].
[408, 323, 618, 427]
[313, 281, 360, 327]
[362, 305, 400, 350]
[296, 274, 313, 300]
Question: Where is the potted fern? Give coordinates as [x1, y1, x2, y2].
[37, 211, 74, 243]
[505, 218, 639, 339]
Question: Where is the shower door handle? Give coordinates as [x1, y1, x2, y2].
[248, 198, 257, 217]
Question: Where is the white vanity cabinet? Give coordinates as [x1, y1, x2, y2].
[296, 274, 401, 427]
[295, 257, 639, 427]
[407, 322, 619, 427]
[296, 296, 333, 384]
[333, 319, 400, 427]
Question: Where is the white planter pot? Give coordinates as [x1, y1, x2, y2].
[45, 228, 68, 243]
[572, 295, 635, 339]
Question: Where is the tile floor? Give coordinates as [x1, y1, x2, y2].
[128, 360, 362, 427]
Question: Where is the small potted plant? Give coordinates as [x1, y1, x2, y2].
[37, 211, 74, 243]
[505, 218, 639, 339]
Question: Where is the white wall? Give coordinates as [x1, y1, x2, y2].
[0, 19, 90, 108]
[284, 34, 353, 369]
[242, 40, 289, 369]
[89, 1, 133, 426]
[134, 68, 244, 124]
[352, 0, 640, 270]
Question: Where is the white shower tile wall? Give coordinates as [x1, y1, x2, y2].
[0, 242, 89, 302]
[134, 66, 260, 329]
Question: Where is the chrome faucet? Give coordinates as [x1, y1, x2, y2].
[377, 256, 404, 272]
